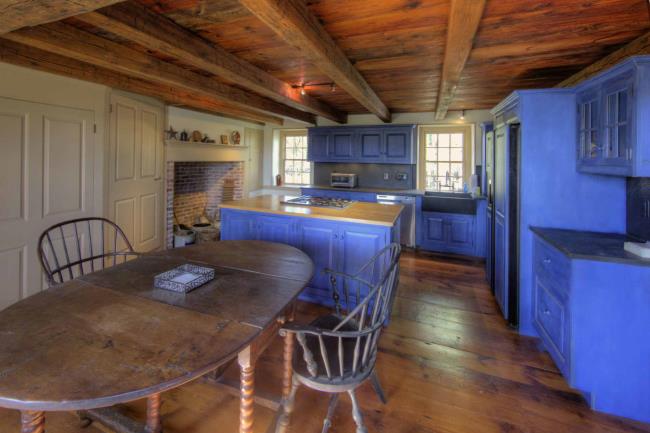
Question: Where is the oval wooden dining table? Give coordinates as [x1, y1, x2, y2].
[0, 240, 314, 433]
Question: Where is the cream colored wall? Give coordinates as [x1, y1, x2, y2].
[0, 62, 110, 217]
[261, 110, 493, 187]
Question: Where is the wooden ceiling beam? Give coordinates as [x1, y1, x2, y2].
[76, 2, 347, 123]
[238, 0, 391, 123]
[557, 31, 650, 88]
[0, 39, 282, 125]
[2, 22, 314, 124]
[434, 0, 486, 120]
[0, 0, 125, 34]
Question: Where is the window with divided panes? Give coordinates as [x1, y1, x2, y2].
[281, 131, 311, 185]
[420, 126, 471, 192]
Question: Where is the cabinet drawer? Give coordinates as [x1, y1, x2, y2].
[533, 277, 570, 374]
[533, 238, 570, 295]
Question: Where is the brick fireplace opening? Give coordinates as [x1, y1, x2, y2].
[166, 161, 244, 248]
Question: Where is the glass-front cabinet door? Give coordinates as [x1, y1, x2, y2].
[602, 75, 633, 166]
[575, 57, 649, 177]
[577, 90, 600, 163]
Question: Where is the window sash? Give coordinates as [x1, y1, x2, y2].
[418, 125, 472, 192]
[280, 131, 311, 186]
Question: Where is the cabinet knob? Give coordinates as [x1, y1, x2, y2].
[543, 308, 551, 316]
[543, 258, 551, 265]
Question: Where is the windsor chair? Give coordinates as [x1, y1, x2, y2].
[276, 243, 401, 433]
[38, 217, 140, 287]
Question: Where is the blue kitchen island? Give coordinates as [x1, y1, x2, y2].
[220, 195, 403, 308]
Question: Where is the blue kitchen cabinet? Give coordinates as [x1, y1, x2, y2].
[221, 208, 394, 310]
[493, 214, 507, 316]
[294, 219, 339, 303]
[447, 214, 475, 254]
[531, 231, 650, 423]
[337, 224, 389, 303]
[358, 128, 384, 162]
[422, 212, 446, 243]
[384, 127, 413, 163]
[330, 130, 355, 160]
[482, 122, 495, 287]
[220, 209, 257, 240]
[307, 124, 415, 164]
[419, 211, 475, 256]
[601, 72, 634, 168]
[486, 204, 494, 283]
[493, 126, 509, 318]
[490, 87, 626, 336]
[307, 129, 330, 161]
[256, 215, 296, 245]
[575, 56, 650, 176]
[577, 87, 601, 166]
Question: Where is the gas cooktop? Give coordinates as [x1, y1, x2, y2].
[281, 195, 355, 209]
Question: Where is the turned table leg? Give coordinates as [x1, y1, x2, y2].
[21, 411, 44, 433]
[281, 332, 294, 400]
[145, 393, 162, 433]
[238, 347, 255, 433]
[274, 331, 296, 433]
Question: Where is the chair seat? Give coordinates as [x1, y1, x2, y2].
[293, 315, 375, 392]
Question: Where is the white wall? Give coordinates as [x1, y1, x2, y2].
[0, 62, 110, 216]
[261, 110, 493, 187]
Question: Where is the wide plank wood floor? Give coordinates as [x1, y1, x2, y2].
[2, 250, 649, 433]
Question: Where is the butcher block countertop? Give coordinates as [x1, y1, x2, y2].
[220, 195, 403, 227]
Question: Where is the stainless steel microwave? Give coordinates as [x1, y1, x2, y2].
[330, 173, 358, 188]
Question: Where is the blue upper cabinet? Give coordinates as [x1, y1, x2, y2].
[307, 124, 416, 164]
[330, 130, 355, 160]
[358, 128, 384, 162]
[307, 129, 331, 161]
[576, 56, 650, 177]
[384, 127, 413, 162]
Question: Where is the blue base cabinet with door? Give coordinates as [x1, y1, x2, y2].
[531, 231, 650, 423]
[419, 211, 476, 256]
[307, 124, 416, 164]
[416, 197, 487, 258]
[221, 208, 396, 308]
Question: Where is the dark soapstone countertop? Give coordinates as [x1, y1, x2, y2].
[530, 226, 650, 267]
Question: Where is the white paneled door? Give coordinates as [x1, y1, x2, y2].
[108, 94, 164, 253]
[0, 97, 95, 310]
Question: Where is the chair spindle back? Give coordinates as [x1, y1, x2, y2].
[38, 217, 139, 287]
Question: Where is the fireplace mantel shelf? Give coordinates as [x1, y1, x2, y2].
[165, 140, 248, 162]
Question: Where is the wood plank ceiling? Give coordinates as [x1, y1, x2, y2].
[1, 0, 649, 124]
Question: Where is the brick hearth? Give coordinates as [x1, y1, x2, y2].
[166, 161, 244, 248]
